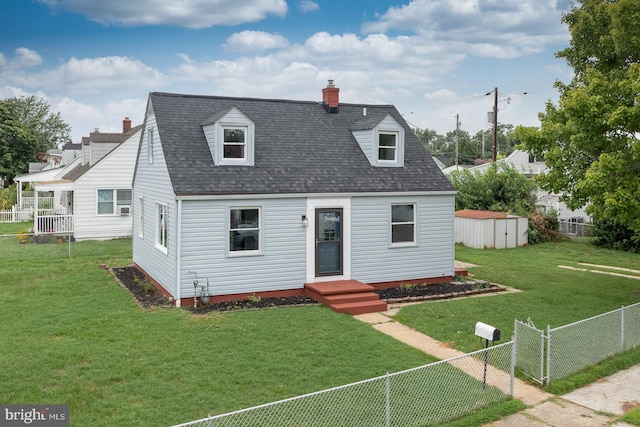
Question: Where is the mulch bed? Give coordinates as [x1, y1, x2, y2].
[111, 265, 505, 313]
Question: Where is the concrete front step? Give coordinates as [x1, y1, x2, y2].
[331, 299, 388, 315]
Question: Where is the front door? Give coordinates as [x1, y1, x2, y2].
[315, 208, 343, 276]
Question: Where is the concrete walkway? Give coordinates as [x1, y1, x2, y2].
[354, 307, 640, 426]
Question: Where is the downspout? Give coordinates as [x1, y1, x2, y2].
[175, 199, 182, 307]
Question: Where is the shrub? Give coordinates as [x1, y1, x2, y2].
[528, 209, 565, 244]
[591, 219, 640, 253]
[448, 163, 537, 215]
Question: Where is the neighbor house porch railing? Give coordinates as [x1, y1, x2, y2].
[35, 213, 73, 234]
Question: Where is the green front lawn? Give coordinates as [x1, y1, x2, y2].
[394, 241, 640, 353]
[3, 222, 639, 426]
[0, 230, 437, 426]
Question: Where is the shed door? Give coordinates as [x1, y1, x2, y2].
[315, 208, 343, 276]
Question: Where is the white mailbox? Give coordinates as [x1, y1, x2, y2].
[475, 322, 500, 342]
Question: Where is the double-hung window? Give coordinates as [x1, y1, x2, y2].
[138, 197, 144, 238]
[223, 127, 247, 160]
[147, 128, 154, 164]
[378, 132, 398, 162]
[229, 207, 260, 253]
[156, 203, 168, 252]
[97, 189, 132, 215]
[391, 203, 416, 245]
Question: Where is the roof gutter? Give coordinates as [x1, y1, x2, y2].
[174, 190, 457, 201]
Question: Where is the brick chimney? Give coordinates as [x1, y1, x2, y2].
[123, 117, 132, 133]
[322, 80, 339, 113]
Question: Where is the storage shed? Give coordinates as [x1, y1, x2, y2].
[455, 209, 528, 249]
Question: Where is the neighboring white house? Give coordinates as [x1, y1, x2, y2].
[132, 83, 456, 309]
[443, 150, 591, 222]
[14, 144, 82, 211]
[26, 118, 142, 240]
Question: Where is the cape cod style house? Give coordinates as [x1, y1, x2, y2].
[132, 82, 456, 313]
[16, 119, 142, 240]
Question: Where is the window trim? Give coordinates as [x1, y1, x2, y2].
[228, 206, 262, 256]
[390, 203, 417, 247]
[96, 189, 132, 215]
[138, 197, 144, 239]
[215, 119, 255, 166]
[155, 202, 168, 254]
[147, 128, 154, 164]
[222, 126, 247, 161]
[377, 131, 398, 163]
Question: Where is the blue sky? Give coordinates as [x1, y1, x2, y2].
[1, 0, 574, 143]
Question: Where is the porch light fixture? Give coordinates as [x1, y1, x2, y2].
[301, 215, 308, 228]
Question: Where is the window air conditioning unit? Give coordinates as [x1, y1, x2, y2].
[118, 205, 131, 215]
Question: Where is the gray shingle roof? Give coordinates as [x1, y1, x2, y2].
[149, 92, 454, 196]
[63, 125, 143, 181]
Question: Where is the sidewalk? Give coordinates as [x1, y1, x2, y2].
[354, 307, 640, 426]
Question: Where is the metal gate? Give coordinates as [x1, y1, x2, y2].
[514, 319, 545, 384]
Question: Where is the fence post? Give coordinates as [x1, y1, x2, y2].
[621, 305, 625, 352]
[385, 372, 390, 427]
[510, 337, 516, 397]
[545, 324, 551, 386]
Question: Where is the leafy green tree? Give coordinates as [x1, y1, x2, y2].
[0, 103, 39, 183]
[0, 96, 70, 182]
[414, 127, 448, 155]
[447, 163, 537, 215]
[516, 0, 640, 232]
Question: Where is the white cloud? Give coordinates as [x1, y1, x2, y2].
[363, 0, 571, 59]
[223, 31, 289, 53]
[40, 0, 288, 29]
[2, 55, 168, 94]
[298, 0, 320, 13]
[49, 96, 148, 143]
[0, 48, 43, 70]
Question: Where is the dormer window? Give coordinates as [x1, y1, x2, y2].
[202, 106, 255, 166]
[378, 132, 398, 162]
[223, 127, 247, 160]
[351, 114, 405, 167]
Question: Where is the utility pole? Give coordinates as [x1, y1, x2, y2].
[492, 87, 498, 163]
[455, 113, 459, 167]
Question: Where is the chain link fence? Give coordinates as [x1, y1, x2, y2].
[172, 342, 514, 427]
[558, 219, 592, 239]
[514, 319, 545, 384]
[0, 230, 74, 259]
[515, 302, 640, 384]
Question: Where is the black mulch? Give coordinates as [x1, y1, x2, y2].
[111, 265, 503, 313]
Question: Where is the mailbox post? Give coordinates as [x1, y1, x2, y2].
[475, 322, 501, 389]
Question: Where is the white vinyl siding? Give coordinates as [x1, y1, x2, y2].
[351, 195, 454, 283]
[132, 113, 178, 298]
[71, 129, 141, 240]
[179, 198, 306, 298]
